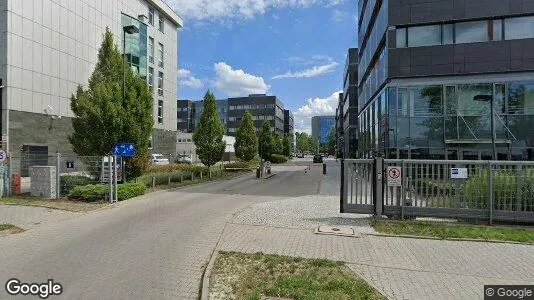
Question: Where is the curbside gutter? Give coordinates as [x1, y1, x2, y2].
[199, 250, 219, 300]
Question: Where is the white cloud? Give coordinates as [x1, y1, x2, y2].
[167, 0, 339, 21]
[331, 9, 347, 22]
[214, 62, 270, 97]
[293, 91, 341, 134]
[272, 62, 339, 79]
[178, 68, 204, 89]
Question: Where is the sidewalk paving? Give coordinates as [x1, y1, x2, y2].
[0, 204, 82, 230]
[217, 194, 534, 300]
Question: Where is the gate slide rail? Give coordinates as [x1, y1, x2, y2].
[342, 158, 534, 223]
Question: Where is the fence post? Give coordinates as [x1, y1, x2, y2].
[516, 165, 522, 212]
[488, 161, 493, 226]
[180, 174, 183, 182]
[55, 152, 60, 199]
[168, 174, 171, 185]
[7, 154, 12, 196]
[340, 158, 345, 213]
[374, 157, 384, 217]
[108, 155, 113, 203]
[152, 176, 155, 188]
[200, 172, 203, 180]
[401, 160, 406, 220]
[209, 170, 212, 179]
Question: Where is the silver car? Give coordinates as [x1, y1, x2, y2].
[151, 154, 169, 165]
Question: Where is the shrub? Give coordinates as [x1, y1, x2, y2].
[146, 164, 208, 175]
[270, 154, 288, 164]
[462, 169, 534, 211]
[137, 170, 193, 187]
[68, 184, 108, 202]
[60, 175, 95, 196]
[68, 183, 146, 202]
[117, 183, 146, 201]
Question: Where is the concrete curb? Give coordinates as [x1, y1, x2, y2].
[365, 232, 534, 246]
[200, 250, 219, 300]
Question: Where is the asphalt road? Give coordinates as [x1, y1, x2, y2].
[0, 158, 331, 299]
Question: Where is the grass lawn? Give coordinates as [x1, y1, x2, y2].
[209, 251, 385, 300]
[372, 219, 534, 244]
[1, 197, 106, 212]
[0, 224, 24, 234]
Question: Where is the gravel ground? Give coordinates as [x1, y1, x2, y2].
[231, 195, 376, 234]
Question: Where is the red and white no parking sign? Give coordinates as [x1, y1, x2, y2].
[387, 166, 402, 186]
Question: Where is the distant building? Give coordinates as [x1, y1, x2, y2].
[177, 100, 194, 133]
[341, 48, 358, 158]
[284, 110, 294, 136]
[176, 132, 236, 163]
[227, 94, 286, 136]
[311, 116, 336, 145]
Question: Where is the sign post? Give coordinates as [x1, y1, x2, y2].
[0, 149, 5, 198]
[112, 143, 135, 183]
[387, 166, 402, 187]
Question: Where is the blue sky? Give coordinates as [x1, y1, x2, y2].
[168, 0, 358, 133]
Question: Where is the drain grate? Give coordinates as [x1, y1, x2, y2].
[314, 226, 361, 237]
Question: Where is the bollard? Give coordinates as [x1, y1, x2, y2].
[180, 174, 183, 183]
[323, 163, 326, 174]
[152, 176, 155, 188]
[200, 172, 203, 180]
[256, 167, 261, 179]
[168, 174, 171, 185]
[209, 170, 212, 179]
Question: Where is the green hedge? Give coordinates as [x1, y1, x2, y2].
[270, 154, 289, 164]
[68, 183, 146, 202]
[462, 169, 534, 211]
[60, 175, 95, 196]
[146, 164, 208, 175]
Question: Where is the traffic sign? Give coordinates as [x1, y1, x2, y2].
[112, 143, 136, 157]
[0, 149, 6, 163]
[387, 166, 402, 187]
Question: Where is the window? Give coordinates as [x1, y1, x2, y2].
[509, 82, 534, 114]
[148, 67, 154, 89]
[228, 128, 236, 133]
[158, 43, 164, 67]
[408, 25, 441, 47]
[493, 19, 503, 41]
[443, 24, 454, 44]
[148, 7, 154, 25]
[157, 100, 163, 124]
[158, 72, 163, 96]
[505, 16, 534, 40]
[148, 37, 154, 63]
[158, 13, 164, 32]
[455, 21, 488, 44]
[396, 28, 407, 48]
[229, 117, 236, 121]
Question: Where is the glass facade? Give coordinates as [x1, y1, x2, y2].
[358, 81, 534, 160]
[319, 118, 335, 144]
[121, 14, 148, 79]
[396, 15, 534, 49]
[193, 100, 228, 128]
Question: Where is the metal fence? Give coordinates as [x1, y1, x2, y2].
[343, 158, 534, 224]
[4, 154, 105, 199]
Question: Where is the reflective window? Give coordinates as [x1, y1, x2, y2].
[457, 84, 492, 116]
[148, 67, 153, 88]
[455, 21, 488, 44]
[158, 13, 165, 32]
[509, 82, 534, 114]
[396, 28, 407, 48]
[443, 24, 454, 44]
[148, 7, 154, 25]
[505, 16, 534, 40]
[408, 86, 443, 116]
[121, 14, 148, 77]
[493, 19, 503, 41]
[398, 88, 409, 116]
[158, 100, 163, 124]
[158, 72, 163, 96]
[148, 37, 154, 63]
[408, 25, 441, 47]
[158, 43, 164, 67]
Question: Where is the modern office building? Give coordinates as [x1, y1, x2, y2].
[340, 48, 359, 158]
[0, 0, 183, 158]
[227, 94, 286, 136]
[311, 116, 336, 145]
[191, 99, 228, 130]
[176, 99, 193, 133]
[283, 109, 294, 136]
[357, 0, 534, 160]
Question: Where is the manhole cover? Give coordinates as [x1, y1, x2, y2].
[315, 226, 361, 237]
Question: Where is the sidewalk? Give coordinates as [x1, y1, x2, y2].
[0, 204, 82, 230]
[216, 163, 534, 300]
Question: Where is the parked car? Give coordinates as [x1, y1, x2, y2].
[313, 154, 323, 163]
[151, 154, 169, 165]
[176, 154, 192, 164]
